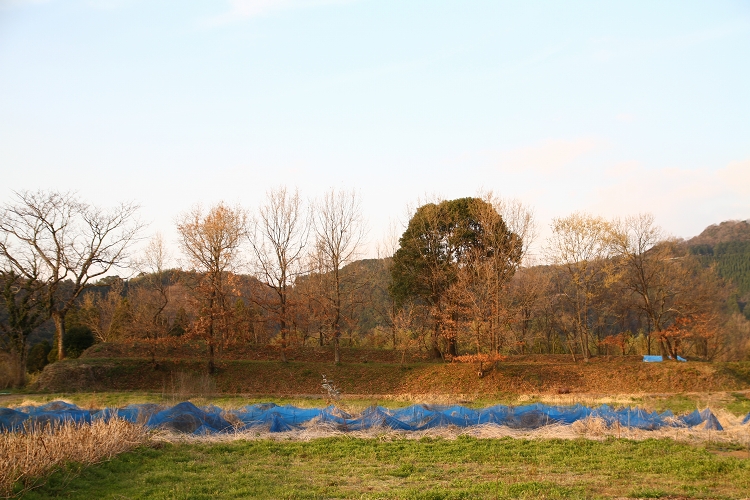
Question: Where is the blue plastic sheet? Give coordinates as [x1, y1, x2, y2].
[643, 355, 663, 362]
[0, 401, 730, 435]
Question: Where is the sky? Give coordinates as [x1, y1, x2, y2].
[1, 0, 749, 263]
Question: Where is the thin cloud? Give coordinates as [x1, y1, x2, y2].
[208, 0, 352, 25]
[496, 138, 603, 174]
[615, 113, 636, 123]
[0, 0, 51, 8]
[719, 159, 750, 197]
[590, 159, 750, 237]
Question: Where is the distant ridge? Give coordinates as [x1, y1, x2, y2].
[685, 219, 750, 317]
[687, 219, 750, 246]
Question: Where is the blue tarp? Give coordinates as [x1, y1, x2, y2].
[0, 401, 731, 435]
[642, 355, 687, 362]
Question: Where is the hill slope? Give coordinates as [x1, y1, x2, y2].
[687, 219, 750, 317]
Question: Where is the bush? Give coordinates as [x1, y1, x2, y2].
[27, 341, 52, 373]
[65, 326, 95, 357]
[0, 352, 13, 389]
[47, 327, 96, 362]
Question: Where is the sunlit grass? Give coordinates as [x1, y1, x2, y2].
[21, 436, 750, 499]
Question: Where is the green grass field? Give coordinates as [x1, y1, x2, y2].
[20, 436, 750, 499]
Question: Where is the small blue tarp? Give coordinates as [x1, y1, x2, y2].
[0, 401, 729, 435]
[643, 355, 687, 362]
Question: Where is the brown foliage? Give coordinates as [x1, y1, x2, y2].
[176, 203, 248, 372]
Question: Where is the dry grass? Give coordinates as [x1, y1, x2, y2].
[162, 371, 217, 400]
[0, 418, 147, 498]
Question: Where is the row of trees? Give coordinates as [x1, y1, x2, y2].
[388, 206, 737, 365]
[0, 188, 367, 380]
[172, 188, 366, 371]
[544, 213, 728, 361]
[2, 189, 748, 385]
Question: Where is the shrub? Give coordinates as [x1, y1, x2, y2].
[47, 327, 96, 362]
[0, 352, 13, 389]
[27, 341, 52, 374]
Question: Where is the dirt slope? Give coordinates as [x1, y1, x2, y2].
[33, 354, 750, 396]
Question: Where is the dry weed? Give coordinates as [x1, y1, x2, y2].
[163, 371, 217, 400]
[571, 416, 608, 437]
[0, 418, 147, 498]
[381, 393, 479, 406]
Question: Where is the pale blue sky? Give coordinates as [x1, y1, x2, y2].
[1, 0, 749, 259]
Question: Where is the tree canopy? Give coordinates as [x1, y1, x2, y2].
[390, 197, 522, 356]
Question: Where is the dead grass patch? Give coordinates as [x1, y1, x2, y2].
[0, 418, 147, 498]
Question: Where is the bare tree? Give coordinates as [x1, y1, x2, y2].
[610, 214, 667, 355]
[128, 233, 175, 366]
[472, 192, 533, 354]
[544, 212, 616, 360]
[611, 214, 726, 358]
[78, 277, 128, 343]
[0, 190, 142, 360]
[312, 189, 366, 364]
[294, 242, 332, 348]
[373, 220, 402, 349]
[250, 187, 309, 362]
[176, 202, 248, 373]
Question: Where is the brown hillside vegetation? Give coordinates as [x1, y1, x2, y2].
[687, 219, 750, 246]
[82, 341, 435, 363]
[31, 343, 750, 395]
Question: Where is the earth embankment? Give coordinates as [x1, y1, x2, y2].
[31, 343, 750, 395]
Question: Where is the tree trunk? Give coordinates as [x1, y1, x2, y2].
[567, 333, 578, 363]
[208, 341, 216, 374]
[431, 322, 442, 359]
[334, 334, 340, 364]
[334, 268, 343, 364]
[448, 335, 457, 357]
[280, 316, 288, 363]
[52, 311, 66, 360]
[579, 328, 590, 360]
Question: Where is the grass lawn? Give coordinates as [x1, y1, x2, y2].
[21, 436, 750, 499]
